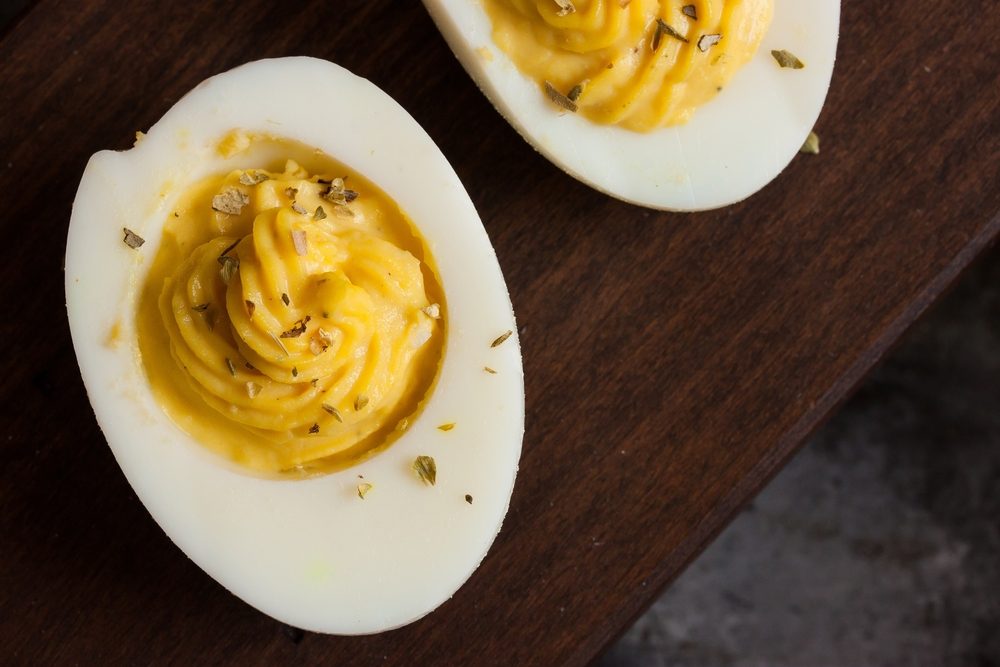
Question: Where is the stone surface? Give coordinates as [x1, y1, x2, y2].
[600, 249, 1000, 666]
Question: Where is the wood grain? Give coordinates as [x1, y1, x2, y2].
[1, 1, 997, 664]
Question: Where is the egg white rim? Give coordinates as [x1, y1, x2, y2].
[64, 57, 524, 634]
[423, 0, 840, 211]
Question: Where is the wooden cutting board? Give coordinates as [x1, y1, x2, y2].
[1, 1, 997, 664]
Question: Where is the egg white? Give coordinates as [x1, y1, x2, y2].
[423, 0, 840, 211]
[65, 57, 523, 634]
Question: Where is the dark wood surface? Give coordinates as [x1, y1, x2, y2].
[1, 1, 998, 664]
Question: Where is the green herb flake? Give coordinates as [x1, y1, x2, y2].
[322, 403, 343, 422]
[308, 422, 319, 434]
[543, 81, 578, 112]
[654, 19, 688, 51]
[771, 49, 805, 69]
[122, 228, 145, 249]
[412, 455, 437, 486]
[484, 366, 497, 374]
[280, 315, 310, 338]
[211, 188, 250, 215]
[246, 381, 262, 398]
[800, 131, 820, 155]
[281, 292, 290, 306]
[225, 357, 236, 377]
[354, 394, 369, 411]
[491, 330, 513, 348]
[357, 482, 373, 499]
[697, 33, 721, 52]
[465, 494, 473, 504]
[437, 423, 456, 432]
[239, 171, 269, 186]
[313, 206, 327, 221]
[218, 255, 239, 283]
[554, 0, 575, 16]
[291, 366, 298, 378]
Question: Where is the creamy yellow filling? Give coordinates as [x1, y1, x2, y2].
[137, 137, 444, 476]
[483, 0, 773, 131]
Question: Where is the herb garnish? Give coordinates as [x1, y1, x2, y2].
[438, 423, 456, 432]
[357, 482, 373, 499]
[354, 395, 369, 411]
[322, 403, 343, 422]
[681, 4, 697, 19]
[465, 494, 473, 504]
[491, 330, 513, 348]
[412, 455, 437, 486]
[122, 228, 145, 249]
[697, 33, 721, 52]
[284, 187, 298, 199]
[308, 423, 319, 434]
[225, 357, 236, 377]
[543, 81, 578, 112]
[291, 366, 298, 378]
[554, 0, 575, 16]
[239, 171, 269, 186]
[281, 292, 291, 306]
[771, 49, 804, 69]
[291, 202, 308, 215]
[211, 188, 250, 215]
[800, 131, 820, 155]
[280, 316, 310, 338]
[313, 206, 327, 221]
[484, 366, 497, 374]
[218, 256, 239, 283]
[246, 381, 262, 398]
[653, 19, 688, 51]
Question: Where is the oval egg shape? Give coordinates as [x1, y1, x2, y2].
[423, 0, 840, 211]
[65, 57, 524, 634]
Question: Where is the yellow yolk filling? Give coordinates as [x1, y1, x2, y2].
[483, 0, 773, 131]
[137, 144, 444, 476]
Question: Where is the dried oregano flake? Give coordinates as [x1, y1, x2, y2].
[412, 455, 437, 486]
[239, 171, 269, 186]
[211, 188, 250, 215]
[437, 423, 456, 432]
[771, 49, 805, 69]
[553, 0, 575, 16]
[697, 33, 721, 52]
[280, 316, 310, 338]
[322, 403, 343, 422]
[308, 423, 319, 434]
[246, 381, 262, 398]
[354, 395, 369, 411]
[122, 228, 145, 249]
[491, 330, 513, 348]
[357, 482, 373, 499]
[218, 256, 239, 284]
[800, 131, 821, 155]
[543, 81, 578, 112]
[225, 357, 236, 377]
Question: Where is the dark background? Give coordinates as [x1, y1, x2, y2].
[3, 1, 998, 664]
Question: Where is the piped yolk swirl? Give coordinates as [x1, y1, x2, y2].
[137, 156, 444, 475]
[483, 0, 773, 131]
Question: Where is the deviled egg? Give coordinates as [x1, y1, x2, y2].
[65, 57, 523, 634]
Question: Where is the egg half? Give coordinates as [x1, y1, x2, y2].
[65, 57, 523, 634]
[423, 0, 840, 211]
